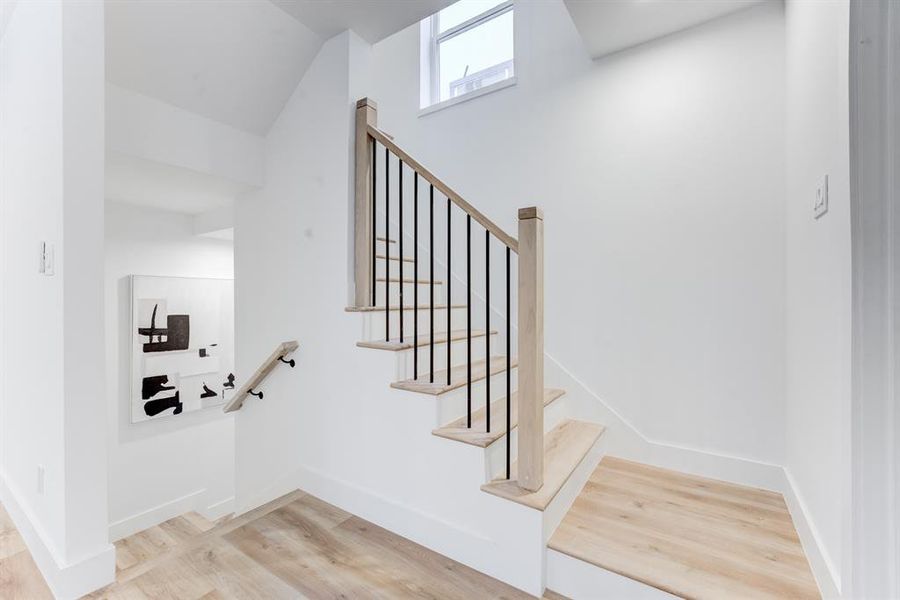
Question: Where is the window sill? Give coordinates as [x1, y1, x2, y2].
[418, 76, 517, 118]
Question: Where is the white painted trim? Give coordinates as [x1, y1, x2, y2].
[294, 463, 545, 595]
[108, 488, 205, 542]
[201, 495, 235, 521]
[233, 467, 303, 517]
[782, 468, 841, 598]
[0, 474, 115, 599]
[418, 76, 517, 118]
[848, 0, 900, 597]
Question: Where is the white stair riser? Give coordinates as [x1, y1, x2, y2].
[483, 394, 570, 482]
[375, 257, 416, 278]
[417, 368, 519, 426]
[374, 280, 444, 306]
[360, 307, 468, 341]
[375, 238, 395, 250]
[546, 549, 676, 599]
[393, 335, 493, 379]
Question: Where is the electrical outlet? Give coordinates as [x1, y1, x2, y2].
[814, 175, 829, 219]
[36, 465, 45, 495]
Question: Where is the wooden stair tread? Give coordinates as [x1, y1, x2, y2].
[546, 457, 820, 599]
[481, 419, 605, 511]
[376, 254, 414, 262]
[376, 236, 396, 244]
[345, 303, 466, 312]
[357, 329, 492, 351]
[391, 356, 517, 396]
[433, 388, 566, 447]
[375, 277, 443, 284]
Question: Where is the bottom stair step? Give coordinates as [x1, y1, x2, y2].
[432, 388, 566, 447]
[481, 419, 605, 511]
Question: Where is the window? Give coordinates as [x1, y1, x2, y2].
[420, 0, 515, 111]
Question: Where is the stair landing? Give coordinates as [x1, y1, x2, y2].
[548, 456, 820, 599]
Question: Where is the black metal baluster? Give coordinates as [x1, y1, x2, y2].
[485, 230, 490, 433]
[428, 183, 434, 383]
[399, 160, 404, 343]
[414, 172, 419, 379]
[371, 139, 376, 307]
[446, 197, 451, 385]
[467, 215, 472, 428]
[506, 245, 511, 480]
[384, 147, 390, 341]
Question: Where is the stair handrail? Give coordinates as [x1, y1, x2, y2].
[354, 97, 544, 492]
[365, 125, 519, 253]
[223, 340, 299, 413]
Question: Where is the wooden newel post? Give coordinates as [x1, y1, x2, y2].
[517, 206, 544, 492]
[355, 98, 378, 307]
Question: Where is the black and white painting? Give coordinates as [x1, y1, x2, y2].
[131, 275, 234, 422]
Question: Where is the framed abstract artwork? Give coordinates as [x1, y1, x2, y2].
[131, 275, 235, 422]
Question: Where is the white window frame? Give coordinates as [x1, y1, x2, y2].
[421, 0, 515, 113]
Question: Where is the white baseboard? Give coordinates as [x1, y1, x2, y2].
[233, 468, 303, 517]
[293, 463, 546, 595]
[781, 468, 841, 598]
[200, 495, 235, 521]
[108, 489, 205, 542]
[0, 474, 115, 600]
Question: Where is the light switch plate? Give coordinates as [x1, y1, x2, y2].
[814, 175, 829, 219]
[39, 241, 54, 275]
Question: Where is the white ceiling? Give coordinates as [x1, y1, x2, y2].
[564, 0, 765, 59]
[269, 0, 455, 44]
[105, 0, 323, 135]
[106, 153, 253, 215]
[105, 0, 455, 135]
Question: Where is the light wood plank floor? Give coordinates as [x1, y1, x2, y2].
[0, 502, 53, 599]
[549, 456, 821, 600]
[3, 493, 563, 599]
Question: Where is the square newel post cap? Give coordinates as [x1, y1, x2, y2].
[518, 207, 544, 220]
[356, 97, 377, 109]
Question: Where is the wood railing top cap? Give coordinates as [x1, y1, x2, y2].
[356, 97, 377, 109]
[518, 207, 543, 220]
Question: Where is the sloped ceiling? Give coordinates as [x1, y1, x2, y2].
[105, 0, 455, 135]
[270, 0, 455, 44]
[564, 0, 766, 59]
[105, 0, 322, 135]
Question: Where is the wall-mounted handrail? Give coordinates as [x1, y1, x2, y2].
[223, 341, 299, 413]
[366, 125, 519, 253]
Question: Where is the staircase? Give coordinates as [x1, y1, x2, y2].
[347, 97, 608, 595]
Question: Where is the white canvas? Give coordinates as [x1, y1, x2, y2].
[131, 275, 235, 422]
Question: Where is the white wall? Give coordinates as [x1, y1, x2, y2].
[784, 0, 851, 594]
[370, 0, 787, 465]
[0, 0, 113, 596]
[234, 31, 356, 511]
[106, 84, 265, 189]
[105, 203, 235, 538]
